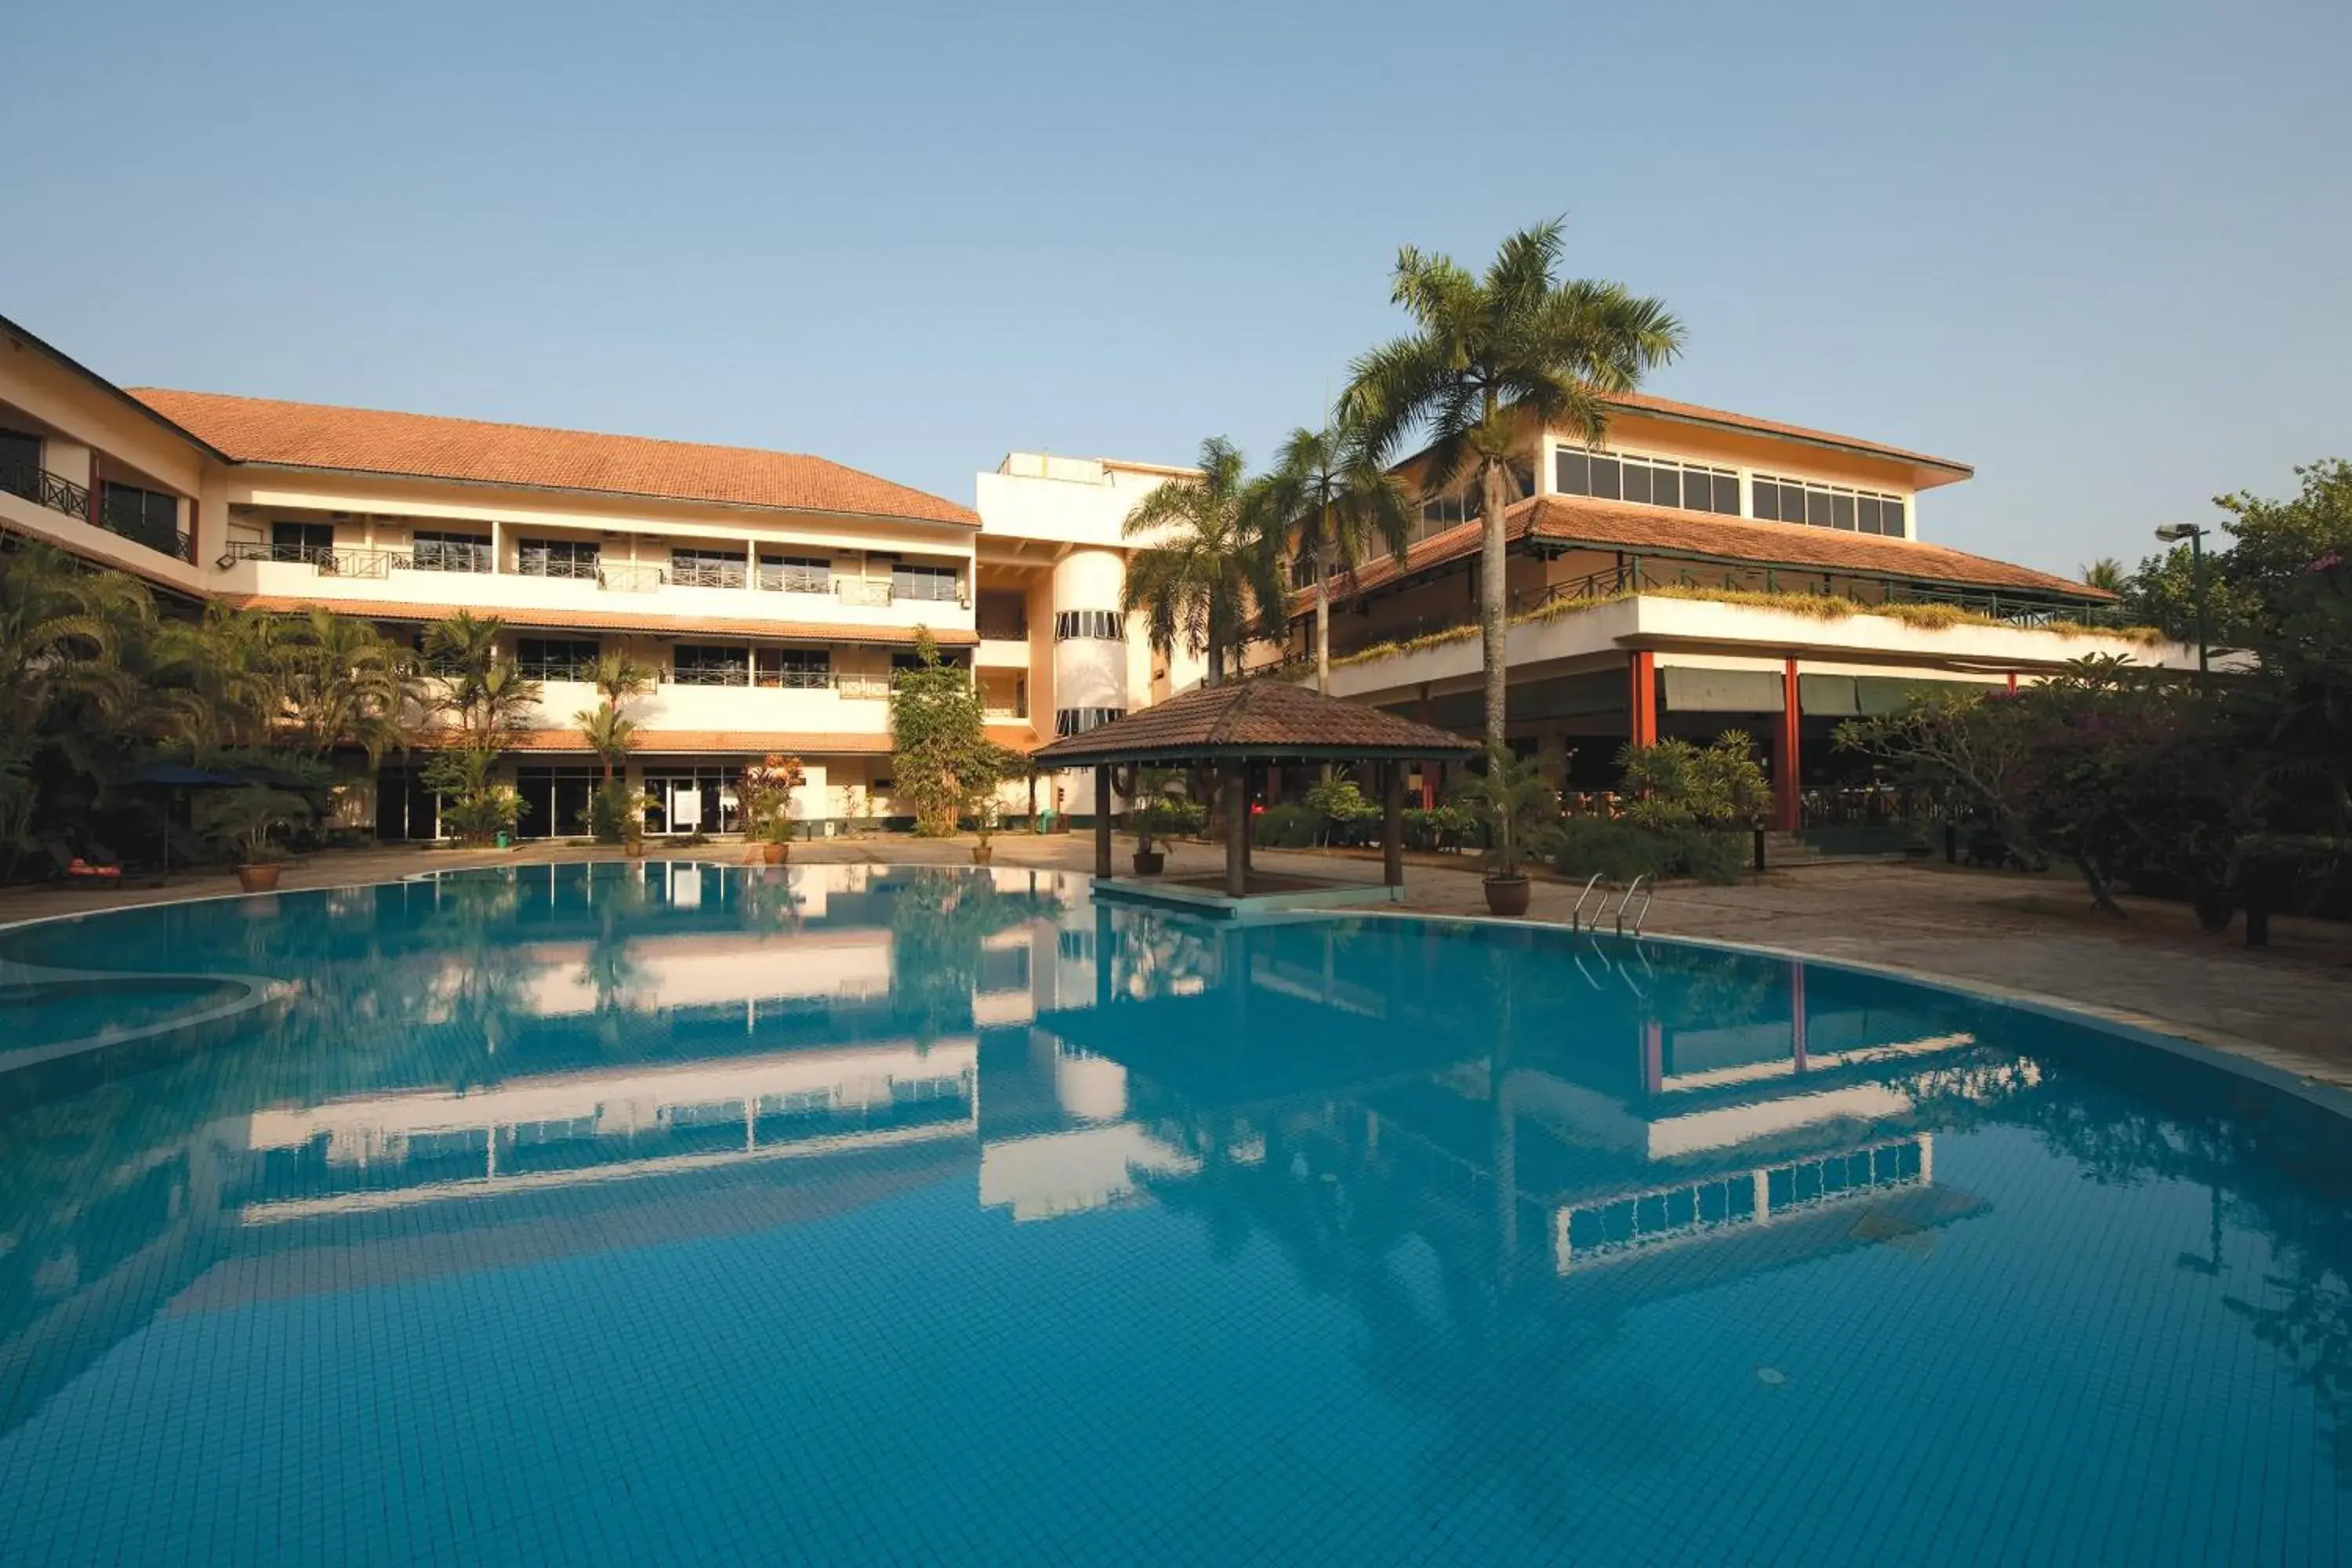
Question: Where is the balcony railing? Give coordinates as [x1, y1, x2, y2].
[893, 575, 964, 604]
[597, 563, 666, 593]
[976, 615, 1029, 641]
[516, 555, 601, 581]
[411, 539, 493, 573]
[835, 579, 895, 608]
[0, 456, 93, 524]
[216, 540, 407, 579]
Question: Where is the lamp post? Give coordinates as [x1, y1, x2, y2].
[2154, 522, 2210, 677]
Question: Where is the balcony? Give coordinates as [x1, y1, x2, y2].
[2, 457, 189, 561]
[211, 542, 977, 637]
[530, 677, 895, 735]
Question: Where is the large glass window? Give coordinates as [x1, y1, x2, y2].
[1053, 609, 1125, 641]
[412, 529, 492, 573]
[517, 538, 601, 579]
[1555, 448, 1740, 517]
[1054, 706, 1125, 736]
[673, 644, 751, 686]
[892, 563, 961, 603]
[101, 482, 181, 553]
[515, 638, 599, 681]
[671, 547, 747, 589]
[754, 647, 833, 688]
[1752, 474, 1906, 535]
[270, 521, 335, 562]
[759, 554, 832, 593]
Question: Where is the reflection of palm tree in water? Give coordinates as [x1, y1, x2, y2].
[885, 868, 1062, 1046]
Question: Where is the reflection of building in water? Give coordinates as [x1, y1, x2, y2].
[232, 1039, 979, 1223]
[1045, 919, 2006, 1289]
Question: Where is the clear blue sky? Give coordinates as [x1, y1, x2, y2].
[5, 0, 2344, 576]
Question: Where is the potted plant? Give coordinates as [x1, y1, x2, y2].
[1454, 746, 1563, 916]
[197, 784, 312, 893]
[1124, 766, 1183, 875]
[621, 791, 656, 857]
[961, 742, 1014, 866]
[735, 755, 806, 865]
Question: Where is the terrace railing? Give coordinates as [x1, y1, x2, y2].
[216, 540, 407, 579]
[596, 563, 666, 593]
[0, 456, 93, 524]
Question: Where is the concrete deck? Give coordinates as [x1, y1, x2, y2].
[5, 833, 2346, 1092]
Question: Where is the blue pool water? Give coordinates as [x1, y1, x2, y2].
[1, 862, 2347, 1564]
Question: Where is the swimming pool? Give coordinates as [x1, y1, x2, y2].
[1, 862, 2343, 1564]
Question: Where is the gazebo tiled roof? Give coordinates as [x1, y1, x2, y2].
[1031, 680, 1476, 768]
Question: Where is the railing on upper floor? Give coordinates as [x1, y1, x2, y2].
[975, 614, 1029, 641]
[1321, 553, 2138, 659]
[216, 540, 407, 579]
[0, 456, 93, 524]
[834, 579, 895, 608]
[597, 563, 666, 593]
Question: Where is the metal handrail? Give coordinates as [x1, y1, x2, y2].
[1613, 874, 1653, 937]
[216, 540, 408, 578]
[1568, 873, 1605, 931]
[0, 456, 94, 523]
[597, 563, 666, 593]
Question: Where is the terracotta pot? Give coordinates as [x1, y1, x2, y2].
[971, 845, 994, 866]
[1131, 849, 1165, 876]
[764, 841, 789, 865]
[1483, 875, 1530, 916]
[237, 863, 284, 894]
[624, 839, 647, 858]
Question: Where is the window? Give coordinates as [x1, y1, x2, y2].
[100, 483, 182, 553]
[759, 554, 831, 593]
[1053, 609, 1125, 641]
[515, 638, 599, 681]
[517, 538, 601, 579]
[673, 644, 751, 686]
[0, 430, 40, 497]
[270, 521, 335, 561]
[1415, 488, 1471, 542]
[892, 563, 961, 603]
[1751, 474, 1906, 535]
[1555, 448, 1740, 517]
[671, 547, 747, 589]
[412, 529, 492, 573]
[1055, 706, 1125, 736]
[755, 647, 833, 688]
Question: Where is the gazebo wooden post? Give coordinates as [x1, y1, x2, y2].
[1382, 760, 1404, 888]
[1223, 757, 1247, 898]
[1094, 764, 1113, 879]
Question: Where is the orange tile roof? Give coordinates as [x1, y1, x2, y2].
[1031, 681, 1475, 766]
[1305, 495, 2108, 608]
[131, 387, 978, 527]
[1601, 390, 1972, 477]
[411, 724, 1042, 755]
[219, 594, 978, 646]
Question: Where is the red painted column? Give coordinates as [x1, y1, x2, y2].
[2007, 672, 2019, 694]
[1773, 655, 1802, 833]
[1627, 650, 1657, 748]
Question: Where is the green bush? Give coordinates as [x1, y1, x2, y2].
[1553, 818, 1751, 884]
[1553, 817, 1673, 883]
[588, 781, 634, 845]
[1403, 804, 1475, 851]
[1304, 776, 1381, 846]
[1672, 828, 1750, 885]
[1254, 804, 1318, 848]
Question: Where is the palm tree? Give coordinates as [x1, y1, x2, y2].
[1251, 416, 1415, 695]
[275, 608, 419, 764]
[589, 649, 657, 709]
[1121, 437, 1286, 687]
[1345, 220, 1683, 750]
[575, 700, 639, 786]
[2082, 558, 2129, 593]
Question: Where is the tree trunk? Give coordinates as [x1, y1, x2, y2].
[1315, 572, 1330, 697]
[1479, 458, 1509, 754]
[1207, 643, 1225, 688]
[2071, 851, 2127, 917]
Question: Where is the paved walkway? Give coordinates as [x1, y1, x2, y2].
[6, 833, 2347, 1091]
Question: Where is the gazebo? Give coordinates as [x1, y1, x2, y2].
[1029, 681, 1478, 908]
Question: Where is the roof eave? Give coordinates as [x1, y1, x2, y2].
[230, 458, 981, 529]
[0, 313, 234, 461]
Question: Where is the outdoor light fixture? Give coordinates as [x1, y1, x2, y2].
[2154, 522, 2212, 677]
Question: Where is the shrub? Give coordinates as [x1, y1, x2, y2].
[1553, 817, 1673, 883]
[1254, 804, 1318, 848]
[1303, 775, 1381, 846]
[1671, 827, 1750, 885]
[1403, 804, 1475, 851]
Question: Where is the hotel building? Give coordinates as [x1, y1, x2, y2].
[2, 309, 2183, 840]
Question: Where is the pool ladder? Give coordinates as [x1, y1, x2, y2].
[1568, 873, 1652, 936]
